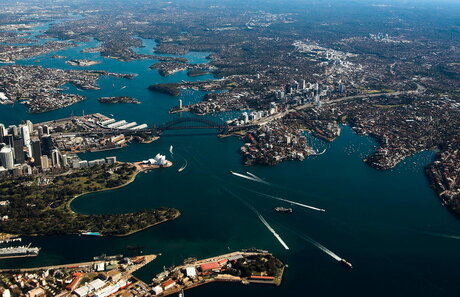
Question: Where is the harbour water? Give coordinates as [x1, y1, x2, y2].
[1, 26, 460, 297]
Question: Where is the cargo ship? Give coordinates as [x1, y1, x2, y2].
[273, 207, 293, 213]
[0, 243, 40, 259]
[340, 259, 353, 268]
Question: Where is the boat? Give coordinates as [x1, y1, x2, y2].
[0, 243, 40, 259]
[178, 159, 187, 172]
[80, 231, 103, 236]
[169, 145, 173, 154]
[273, 207, 293, 213]
[340, 259, 353, 268]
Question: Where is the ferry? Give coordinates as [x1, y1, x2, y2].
[340, 259, 353, 268]
[273, 207, 293, 214]
[80, 232, 103, 236]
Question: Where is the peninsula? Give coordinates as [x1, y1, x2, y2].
[98, 96, 140, 104]
[150, 250, 285, 296]
[0, 160, 178, 237]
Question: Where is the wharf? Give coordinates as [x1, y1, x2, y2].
[0, 254, 157, 274]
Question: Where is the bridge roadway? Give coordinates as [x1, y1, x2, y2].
[56, 90, 413, 136]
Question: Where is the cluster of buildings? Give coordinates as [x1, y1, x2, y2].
[276, 80, 346, 104]
[149, 251, 281, 296]
[227, 102, 279, 126]
[98, 118, 147, 131]
[0, 256, 152, 297]
[0, 65, 134, 113]
[240, 121, 313, 166]
[0, 120, 59, 177]
[0, 41, 73, 64]
[0, 119, 119, 177]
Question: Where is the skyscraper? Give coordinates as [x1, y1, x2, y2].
[40, 155, 50, 170]
[51, 149, 61, 168]
[9, 125, 19, 137]
[3, 135, 14, 147]
[0, 124, 6, 142]
[13, 137, 25, 164]
[26, 120, 33, 135]
[0, 146, 14, 170]
[37, 126, 43, 139]
[41, 135, 53, 156]
[32, 139, 42, 166]
[42, 125, 50, 135]
[20, 125, 32, 154]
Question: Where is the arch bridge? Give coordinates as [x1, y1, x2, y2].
[151, 117, 229, 135]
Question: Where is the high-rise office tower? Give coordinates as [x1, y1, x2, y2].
[9, 125, 19, 137]
[26, 120, 33, 135]
[37, 126, 43, 139]
[20, 125, 32, 154]
[3, 135, 14, 147]
[41, 135, 53, 156]
[0, 146, 14, 170]
[51, 149, 61, 168]
[40, 155, 50, 170]
[13, 137, 25, 164]
[31, 139, 42, 166]
[0, 124, 6, 142]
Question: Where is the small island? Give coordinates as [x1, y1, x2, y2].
[148, 83, 181, 96]
[65, 59, 101, 66]
[98, 96, 140, 104]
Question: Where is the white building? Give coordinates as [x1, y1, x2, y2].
[143, 154, 167, 166]
[185, 267, 197, 278]
[20, 125, 32, 154]
[0, 146, 14, 170]
[74, 279, 106, 297]
[152, 285, 163, 295]
[105, 156, 117, 164]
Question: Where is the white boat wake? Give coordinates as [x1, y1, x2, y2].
[178, 159, 187, 172]
[243, 188, 325, 212]
[246, 172, 265, 182]
[417, 230, 460, 240]
[314, 148, 327, 156]
[225, 188, 289, 250]
[258, 214, 290, 250]
[301, 235, 342, 261]
[285, 227, 341, 261]
[230, 171, 270, 185]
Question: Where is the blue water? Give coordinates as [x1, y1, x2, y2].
[1, 23, 459, 297]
